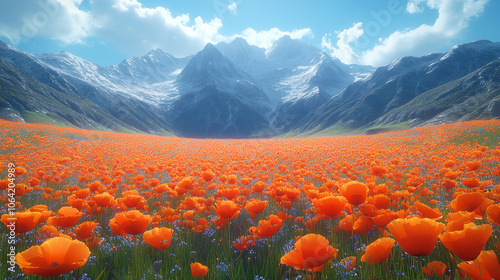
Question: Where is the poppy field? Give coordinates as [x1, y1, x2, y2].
[1, 119, 500, 279]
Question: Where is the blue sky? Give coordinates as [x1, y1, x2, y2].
[0, 0, 498, 67]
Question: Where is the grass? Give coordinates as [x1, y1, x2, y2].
[21, 110, 77, 128]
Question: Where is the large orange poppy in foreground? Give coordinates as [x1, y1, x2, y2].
[281, 234, 338, 272]
[387, 217, 444, 256]
[16, 237, 90, 277]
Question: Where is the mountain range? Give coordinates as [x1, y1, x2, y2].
[0, 37, 499, 138]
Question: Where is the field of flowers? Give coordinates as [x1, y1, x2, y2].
[1, 119, 500, 279]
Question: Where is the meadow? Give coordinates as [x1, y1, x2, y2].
[1, 119, 499, 279]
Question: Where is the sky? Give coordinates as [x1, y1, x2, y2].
[0, 0, 498, 67]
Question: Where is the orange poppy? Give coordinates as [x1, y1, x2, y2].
[190, 262, 209, 278]
[121, 194, 146, 210]
[372, 210, 398, 228]
[84, 236, 103, 250]
[457, 250, 499, 280]
[47, 207, 83, 228]
[15, 237, 90, 277]
[244, 200, 269, 218]
[280, 234, 338, 272]
[387, 217, 444, 256]
[109, 210, 151, 235]
[256, 215, 284, 239]
[372, 194, 391, 209]
[444, 211, 476, 232]
[143, 227, 174, 250]
[486, 204, 500, 225]
[73, 221, 99, 240]
[353, 215, 374, 234]
[214, 200, 240, 220]
[361, 237, 395, 264]
[439, 223, 493, 261]
[1, 211, 42, 233]
[414, 201, 442, 220]
[422, 261, 446, 277]
[312, 195, 347, 218]
[339, 181, 369, 205]
[475, 250, 500, 280]
[450, 192, 484, 212]
[339, 214, 357, 232]
[92, 192, 115, 207]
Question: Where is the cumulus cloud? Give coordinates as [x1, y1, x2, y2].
[89, 0, 225, 58]
[0, 0, 314, 59]
[228, 3, 238, 15]
[0, 0, 90, 44]
[236, 27, 313, 49]
[322, 22, 364, 65]
[326, 0, 489, 66]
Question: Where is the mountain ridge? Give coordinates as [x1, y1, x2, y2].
[0, 38, 499, 138]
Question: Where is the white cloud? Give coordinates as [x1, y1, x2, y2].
[326, 0, 489, 66]
[0, 0, 314, 59]
[407, 0, 426, 13]
[228, 3, 237, 15]
[237, 27, 313, 49]
[0, 0, 90, 44]
[89, 0, 224, 58]
[322, 22, 364, 65]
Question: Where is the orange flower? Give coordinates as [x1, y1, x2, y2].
[475, 250, 500, 280]
[361, 237, 395, 264]
[256, 215, 284, 238]
[92, 192, 115, 207]
[214, 200, 240, 220]
[190, 262, 208, 278]
[464, 160, 481, 171]
[15, 237, 90, 277]
[143, 227, 174, 250]
[387, 217, 444, 256]
[73, 221, 99, 240]
[109, 210, 151, 235]
[121, 194, 146, 210]
[280, 234, 338, 272]
[372, 210, 398, 228]
[84, 236, 103, 250]
[312, 195, 347, 218]
[457, 250, 499, 280]
[414, 201, 442, 220]
[47, 207, 83, 228]
[339, 214, 357, 232]
[439, 223, 493, 261]
[353, 215, 374, 234]
[244, 200, 269, 218]
[372, 194, 391, 209]
[201, 170, 215, 182]
[422, 261, 446, 277]
[486, 204, 500, 225]
[450, 192, 484, 212]
[1, 211, 42, 233]
[339, 181, 369, 205]
[444, 211, 476, 232]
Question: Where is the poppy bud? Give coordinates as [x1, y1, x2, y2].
[153, 260, 161, 273]
[190, 251, 197, 261]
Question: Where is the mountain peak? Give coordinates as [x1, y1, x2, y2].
[176, 42, 242, 85]
[266, 35, 321, 65]
[232, 36, 249, 45]
[147, 48, 168, 57]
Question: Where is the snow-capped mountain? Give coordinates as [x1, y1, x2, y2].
[0, 37, 498, 138]
[299, 40, 500, 133]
